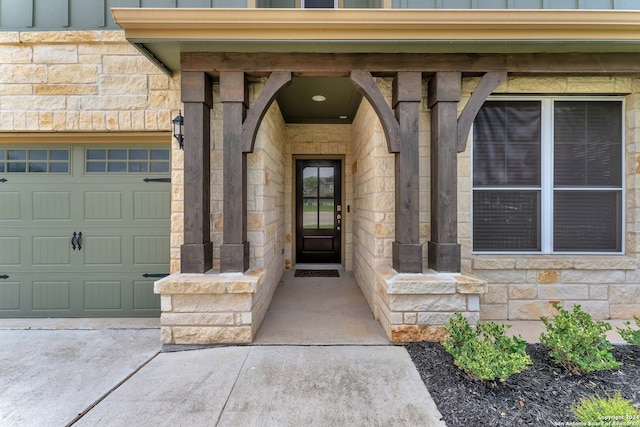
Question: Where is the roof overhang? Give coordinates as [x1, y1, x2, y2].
[112, 8, 640, 75]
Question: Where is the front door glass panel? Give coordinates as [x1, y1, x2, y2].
[296, 159, 341, 263]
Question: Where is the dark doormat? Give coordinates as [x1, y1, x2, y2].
[294, 269, 340, 278]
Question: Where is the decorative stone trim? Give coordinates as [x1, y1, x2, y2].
[154, 269, 265, 345]
[472, 255, 638, 271]
[376, 268, 487, 343]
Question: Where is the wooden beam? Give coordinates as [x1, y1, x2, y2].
[350, 70, 400, 153]
[392, 72, 423, 273]
[220, 71, 250, 273]
[428, 72, 461, 273]
[457, 70, 508, 153]
[242, 71, 292, 153]
[180, 72, 213, 274]
[182, 52, 640, 76]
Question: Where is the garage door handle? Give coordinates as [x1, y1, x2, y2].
[0, 275, 8, 279]
[77, 232, 82, 250]
[143, 178, 171, 183]
[0, 178, 6, 183]
[71, 232, 77, 250]
[142, 273, 169, 278]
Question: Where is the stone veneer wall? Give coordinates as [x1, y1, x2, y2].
[0, 30, 179, 133]
[460, 76, 640, 321]
[284, 123, 353, 271]
[247, 85, 286, 331]
[351, 88, 394, 316]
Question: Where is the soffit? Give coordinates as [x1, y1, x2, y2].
[112, 8, 640, 73]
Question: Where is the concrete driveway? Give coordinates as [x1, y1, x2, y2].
[0, 320, 445, 427]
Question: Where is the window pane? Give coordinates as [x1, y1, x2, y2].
[302, 167, 318, 197]
[28, 162, 47, 173]
[319, 199, 334, 229]
[86, 162, 106, 173]
[129, 149, 148, 160]
[474, 101, 541, 186]
[87, 149, 106, 160]
[7, 162, 26, 172]
[49, 163, 69, 173]
[554, 191, 621, 251]
[50, 150, 69, 161]
[107, 162, 126, 173]
[303, 199, 318, 229]
[150, 149, 169, 160]
[304, 0, 335, 7]
[108, 149, 127, 160]
[8, 150, 26, 161]
[0, 150, 5, 161]
[554, 101, 622, 187]
[0, 164, 4, 173]
[473, 190, 540, 251]
[129, 162, 148, 173]
[344, 0, 381, 7]
[29, 150, 47, 161]
[257, 0, 295, 6]
[319, 167, 334, 197]
[150, 162, 170, 173]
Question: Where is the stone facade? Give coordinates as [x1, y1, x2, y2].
[1, 29, 639, 342]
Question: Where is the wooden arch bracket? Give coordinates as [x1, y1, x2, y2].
[242, 71, 293, 153]
[349, 70, 401, 153]
[456, 70, 508, 153]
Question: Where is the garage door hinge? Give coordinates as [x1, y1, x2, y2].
[143, 273, 169, 278]
[0, 275, 8, 279]
[143, 178, 171, 183]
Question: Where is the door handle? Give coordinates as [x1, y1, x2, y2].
[71, 232, 77, 250]
[0, 275, 8, 279]
[77, 232, 82, 251]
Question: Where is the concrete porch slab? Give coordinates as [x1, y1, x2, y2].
[254, 269, 389, 345]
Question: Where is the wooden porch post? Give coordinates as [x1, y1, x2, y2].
[428, 72, 461, 273]
[219, 71, 250, 273]
[180, 72, 213, 273]
[392, 72, 423, 273]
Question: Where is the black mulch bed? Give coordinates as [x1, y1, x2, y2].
[405, 342, 640, 427]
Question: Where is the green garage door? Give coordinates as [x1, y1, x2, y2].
[0, 144, 171, 317]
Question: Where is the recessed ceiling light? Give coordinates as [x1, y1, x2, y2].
[339, 115, 348, 120]
[312, 95, 327, 102]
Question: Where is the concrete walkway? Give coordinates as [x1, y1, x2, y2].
[0, 323, 445, 427]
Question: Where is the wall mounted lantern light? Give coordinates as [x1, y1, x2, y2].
[173, 111, 184, 150]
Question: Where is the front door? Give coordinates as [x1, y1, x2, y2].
[296, 159, 341, 263]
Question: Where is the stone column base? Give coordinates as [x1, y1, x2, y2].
[154, 269, 265, 345]
[375, 267, 487, 343]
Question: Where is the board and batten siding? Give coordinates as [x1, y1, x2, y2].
[1, 0, 639, 31]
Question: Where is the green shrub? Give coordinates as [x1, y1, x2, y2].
[442, 313, 532, 382]
[617, 316, 640, 346]
[573, 392, 640, 424]
[540, 304, 621, 374]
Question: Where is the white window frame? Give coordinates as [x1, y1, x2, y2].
[301, 0, 338, 8]
[470, 95, 625, 255]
